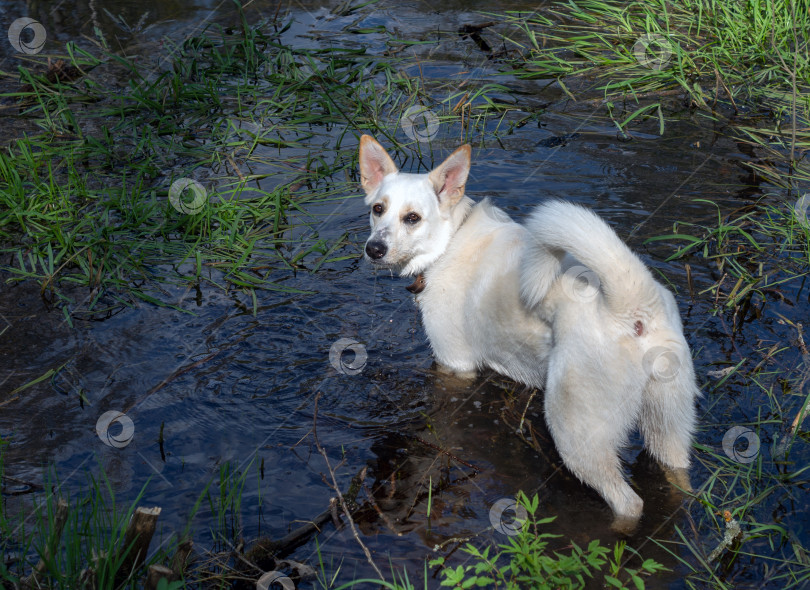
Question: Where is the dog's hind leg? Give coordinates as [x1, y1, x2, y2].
[544, 350, 645, 521]
[639, 346, 698, 491]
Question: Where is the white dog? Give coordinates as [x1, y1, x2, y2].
[359, 135, 698, 522]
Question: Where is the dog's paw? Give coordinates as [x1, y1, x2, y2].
[609, 492, 643, 534]
[435, 363, 477, 380]
[610, 512, 641, 535]
[664, 467, 693, 494]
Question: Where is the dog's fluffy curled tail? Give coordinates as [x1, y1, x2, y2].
[520, 201, 658, 315]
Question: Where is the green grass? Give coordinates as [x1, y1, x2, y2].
[0, 454, 188, 588]
[0, 448, 276, 589]
[648, 193, 810, 310]
[495, 0, 810, 149]
[2, 447, 670, 590]
[429, 492, 666, 590]
[0, 5, 519, 319]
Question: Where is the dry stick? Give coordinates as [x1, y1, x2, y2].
[312, 392, 384, 580]
[20, 499, 69, 590]
[790, 395, 810, 437]
[242, 466, 367, 573]
[796, 322, 809, 356]
[685, 263, 695, 300]
[226, 152, 246, 183]
[518, 389, 538, 435]
[170, 538, 194, 578]
[114, 506, 162, 587]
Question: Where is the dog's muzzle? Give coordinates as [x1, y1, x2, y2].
[365, 240, 387, 260]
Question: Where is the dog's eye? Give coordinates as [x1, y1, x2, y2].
[372, 203, 384, 215]
[404, 212, 421, 225]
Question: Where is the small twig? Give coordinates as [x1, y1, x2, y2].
[0, 474, 43, 493]
[329, 497, 342, 529]
[685, 263, 695, 300]
[242, 466, 367, 573]
[312, 392, 383, 579]
[226, 153, 246, 182]
[789, 395, 810, 436]
[796, 322, 809, 356]
[518, 389, 538, 434]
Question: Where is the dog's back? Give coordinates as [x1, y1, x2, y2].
[421, 200, 553, 385]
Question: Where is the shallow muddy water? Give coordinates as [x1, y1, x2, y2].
[1, 0, 809, 588]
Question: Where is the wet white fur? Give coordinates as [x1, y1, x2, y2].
[359, 136, 698, 523]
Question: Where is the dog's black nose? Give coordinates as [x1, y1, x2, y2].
[365, 240, 387, 260]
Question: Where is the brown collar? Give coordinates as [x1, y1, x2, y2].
[406, 273, 426, 294]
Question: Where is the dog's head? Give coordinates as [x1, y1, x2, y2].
[358, 135, 472, 276]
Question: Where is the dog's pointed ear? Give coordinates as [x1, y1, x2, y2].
[428, 144, 471, 209]
[359, 135, 398, 199]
